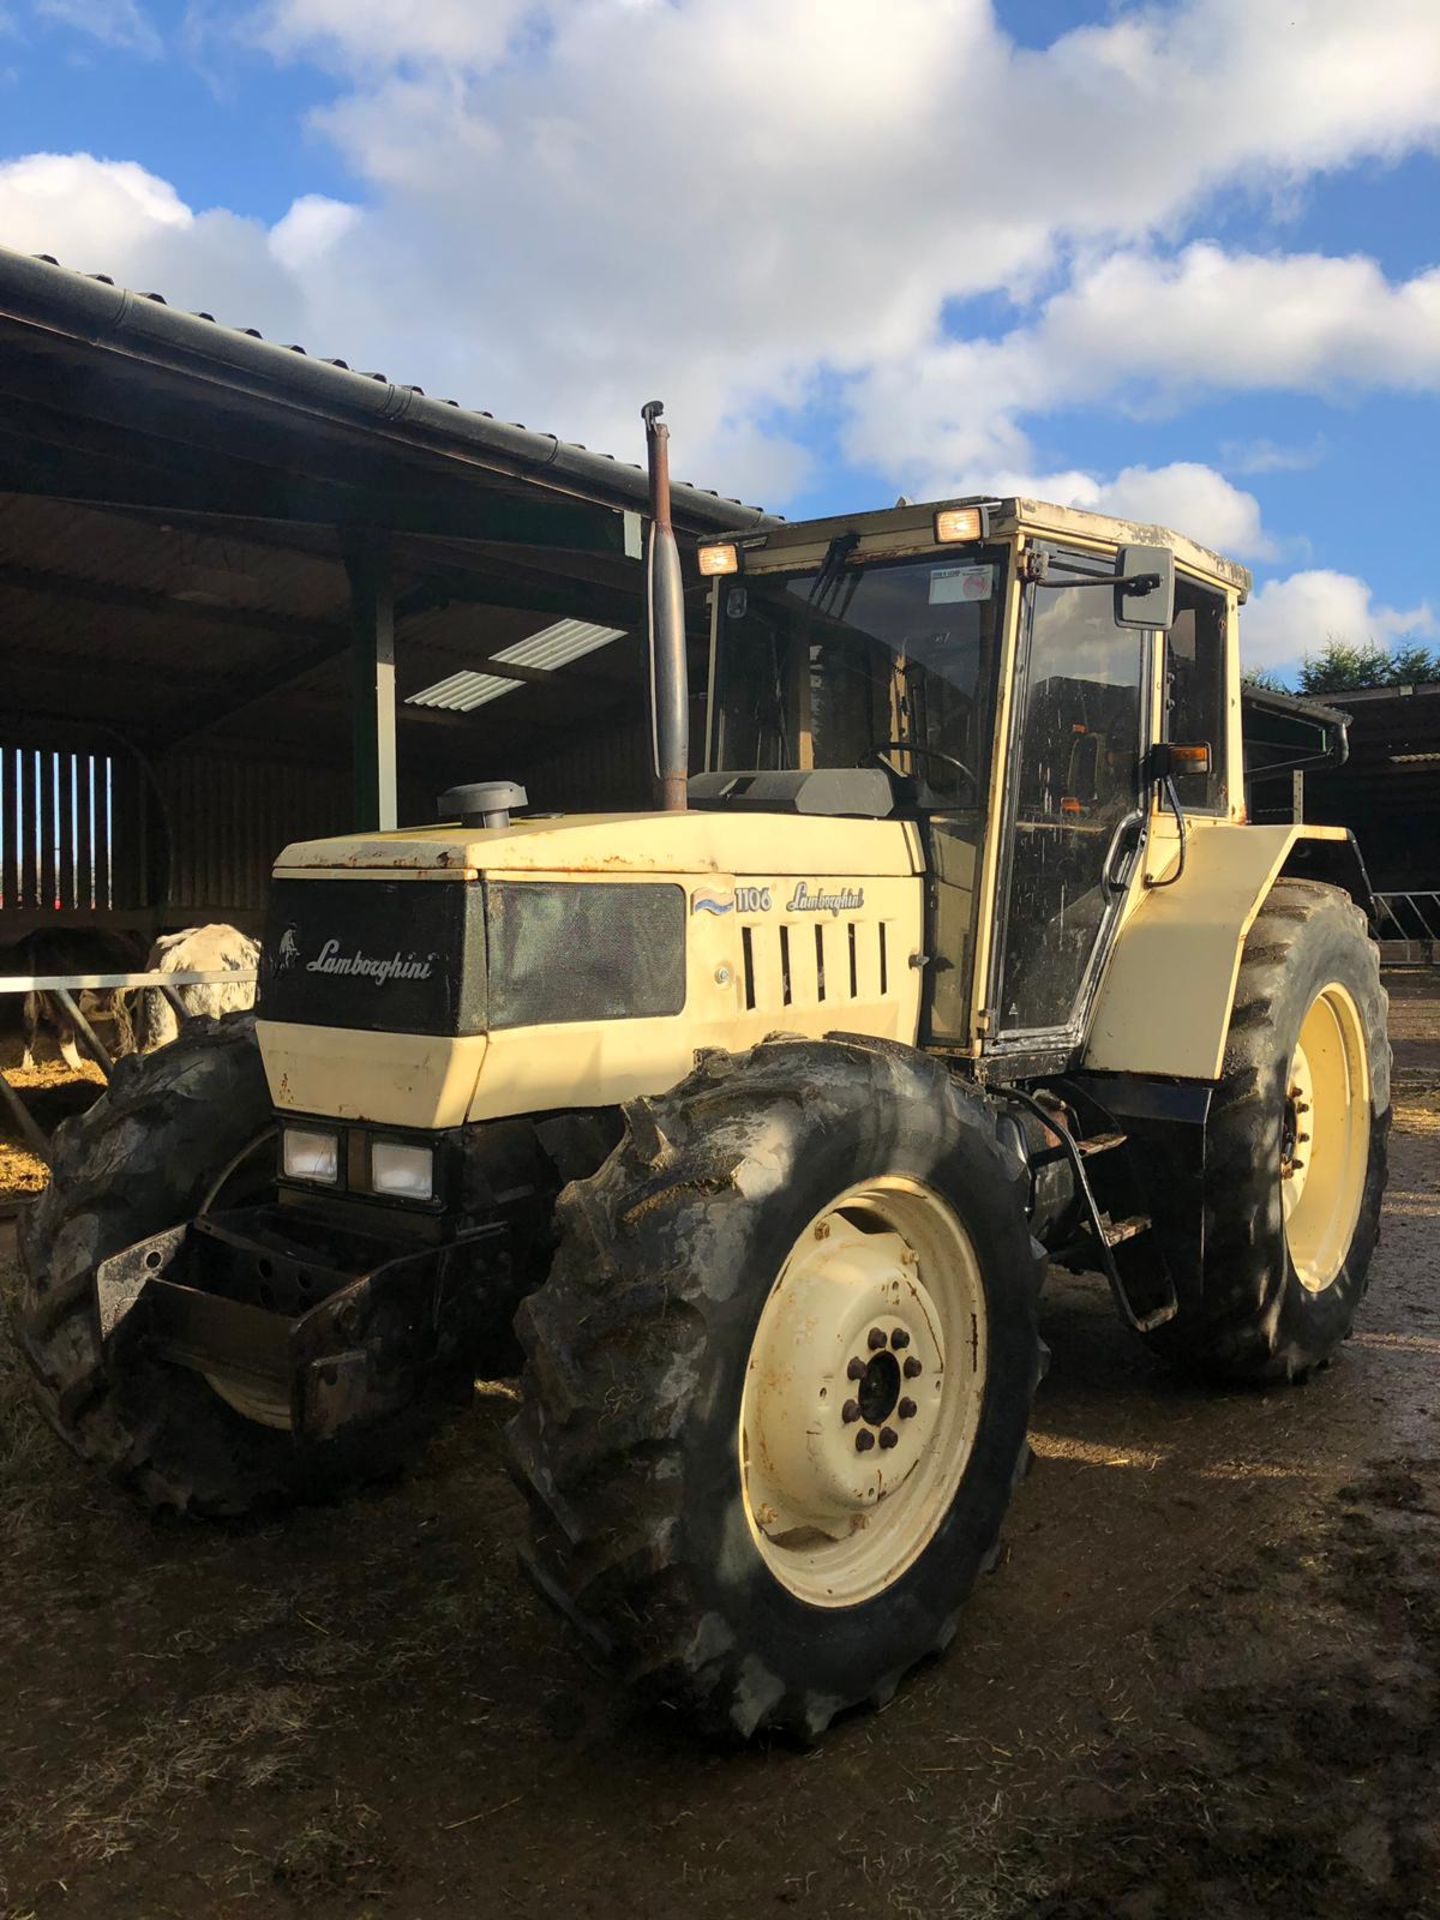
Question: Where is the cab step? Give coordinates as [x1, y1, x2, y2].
[992, 1086, 1178, 1337]
[1078, 1130, 1128, 1158]
[1101, 1212, 1151, 1246]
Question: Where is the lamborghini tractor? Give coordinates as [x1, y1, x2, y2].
[14, 409, 1390, 1739]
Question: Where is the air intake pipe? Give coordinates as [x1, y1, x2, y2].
[643, 400, 688, 811]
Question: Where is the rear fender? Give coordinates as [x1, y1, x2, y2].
[1082, 824, 1357, 1083]
[1275, 828, 1377, 926]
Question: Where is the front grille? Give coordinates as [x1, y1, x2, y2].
[259, 878, 484, 1035]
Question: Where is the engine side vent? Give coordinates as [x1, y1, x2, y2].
[738, 919, 889, 1014]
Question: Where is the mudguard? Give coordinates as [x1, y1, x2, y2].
[1083, 824, 1359, 1082]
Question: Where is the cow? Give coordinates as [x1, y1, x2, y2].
[0, 929, 148, 1072]
[113, 924, 261, 1056]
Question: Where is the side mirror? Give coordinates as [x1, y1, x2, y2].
[1115, 545, 1175, 632]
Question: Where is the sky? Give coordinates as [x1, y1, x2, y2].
[0, 0, 1438, 683]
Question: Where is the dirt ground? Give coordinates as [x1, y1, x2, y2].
[1, 976, 1438, 1920]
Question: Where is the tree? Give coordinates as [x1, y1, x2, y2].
[1297, 639, 1394, 694]
[1245, 634, 1438, 698]
[1384, 642, 1440, 686]
[1241, 667, 1289, 693]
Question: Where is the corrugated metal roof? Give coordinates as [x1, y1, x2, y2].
[407, 618, 625, 712]
[0, 246, 783, 537]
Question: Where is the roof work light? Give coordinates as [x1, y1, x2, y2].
[697, 542, 740, 577]
[934, 507, 985, 544]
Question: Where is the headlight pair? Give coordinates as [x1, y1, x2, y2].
[281, 1125, 434, 1203]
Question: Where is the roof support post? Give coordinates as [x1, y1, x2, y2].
[346, 541, 397, 831]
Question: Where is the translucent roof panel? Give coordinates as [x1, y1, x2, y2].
[406, 619, 626, 712]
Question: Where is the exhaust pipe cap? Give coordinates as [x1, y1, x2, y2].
[440, 780, 528, 831]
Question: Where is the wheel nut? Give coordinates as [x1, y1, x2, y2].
[903, 1356, 923, 1379]
[890, 1329, 910, 1350]
[898, 1398, 917, 1420]
[847, 1356, 867, 1381]
[855, 1430, 875, 1453]
[868, 1328, 888, 1351]
[879, 1427, 899, 1449]
[842, 1399, 861, 1424]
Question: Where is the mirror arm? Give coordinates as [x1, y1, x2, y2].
[1032, 572, 1160, 594]
[1143, 774, 1188, 891]
[1018, 553, 1161, 595]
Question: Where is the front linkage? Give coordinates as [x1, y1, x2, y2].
[94, 1204, 508, 1441]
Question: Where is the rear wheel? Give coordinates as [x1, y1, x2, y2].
[11, 1014, 465, 1514]
[1145, 880, 1390, 1384]
[507, 1036, 1044, 1739]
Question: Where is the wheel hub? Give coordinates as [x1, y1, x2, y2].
[852, 1344, 903, 1429]
[743, 1217, 945, 1533]
[739, 1178, 986, 1608]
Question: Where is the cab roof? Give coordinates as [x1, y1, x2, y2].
[732, 495, 1253, 601]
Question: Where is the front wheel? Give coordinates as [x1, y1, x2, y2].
[507, 1036, 1044, 1739]
[12, 1014, 468, 1514]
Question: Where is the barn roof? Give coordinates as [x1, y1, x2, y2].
[0, 245, 780, 788]
[0, 247, 776, 536]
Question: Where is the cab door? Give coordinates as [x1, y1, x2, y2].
[990, 549, 1151, 1048]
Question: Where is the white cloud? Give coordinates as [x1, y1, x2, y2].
[268, 192, 361, 272]
[1034, 245, 1440, 396]
[1066, 463, 1273, 562]
[0, 152, 191, 256]
[238, 0, 1440, 491]
[34, 0, 161, 56]
[0, 152, 334, 337]
[943, 462, 1273, 561]
[843, 244, 1440, 496]
[1241, 570, 1437, 671]
[250, 0, 543, 73]
[6, 0, 1440, 505]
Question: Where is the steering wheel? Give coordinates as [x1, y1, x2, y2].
[867, 740, 980, 800]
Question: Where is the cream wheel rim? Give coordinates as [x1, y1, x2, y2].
[196, 1131, 294, 1431]
[202, 1370, 293, 1431]
[1282, 982, 1370, 1293]
[739, 1176, 987, 1609]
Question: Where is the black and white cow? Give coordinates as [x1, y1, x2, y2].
[113, 924, 261, 1055]
[0, 929, 147, 1071]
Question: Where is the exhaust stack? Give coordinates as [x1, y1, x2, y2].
[643, 400, 688, 811]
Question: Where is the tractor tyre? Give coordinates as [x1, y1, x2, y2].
[11, 1012, 467, 1515]
[1145, 879, 1390, 1385]
[507, 1036, 1045, 1740]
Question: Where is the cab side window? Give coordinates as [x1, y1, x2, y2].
[1165, 581, 1227, 812]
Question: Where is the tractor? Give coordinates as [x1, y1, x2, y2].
[12, 409, 1389, 1740]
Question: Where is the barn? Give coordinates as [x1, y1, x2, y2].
[1303, 681, 1440, 953]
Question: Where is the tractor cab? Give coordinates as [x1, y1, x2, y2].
[694, 497, 1249, 1060]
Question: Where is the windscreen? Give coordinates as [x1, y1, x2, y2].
[709, 548, 1006, 811]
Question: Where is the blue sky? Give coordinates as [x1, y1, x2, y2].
[1, 0, 1438, 681]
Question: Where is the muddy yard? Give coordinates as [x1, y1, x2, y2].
[1, 977, 1438, 1919]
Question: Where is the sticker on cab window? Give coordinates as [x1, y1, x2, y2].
[929, 564, 995, 606]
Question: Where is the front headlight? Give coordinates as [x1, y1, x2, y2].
[370, 1138, 434, 1202]
[282, 1125, 339, 1185]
